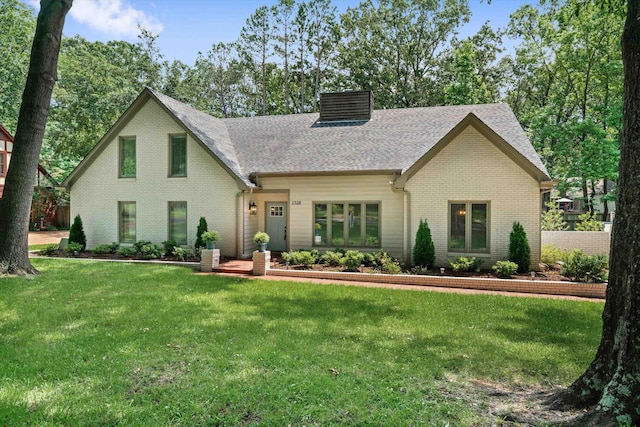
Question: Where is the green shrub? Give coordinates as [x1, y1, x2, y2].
[341, 250, 365, 271]
[64, 242, 83, 254]
[380, 258, 402, 274]
[68, 215, 87, 251]
[117, 246, 136, 257]
[575, 212, 604, 231]
[92, 244, 115, 255]
[508, 222, 531, 273]
[413, 218, 435, 268]
[541, 244, 568, 266]
[291, 251, 317, 268]
[449, 256, 483, 272]
[108, 242, 120, 253]
[39, 244, 59, 256]
[133, 241, 162, 259]
[492, 261, 518, 278]
[541, 201, 569, 231]
[172, 247, 195, 261]
[195, 217, 208, 249]
[561, 250, 608, 283]
[201, 230, 220, 243]
[162, 240, 177, 256]
[281, 252, 294, 265]
[366, 236, 379, 247]
[321, 250, 343, 267]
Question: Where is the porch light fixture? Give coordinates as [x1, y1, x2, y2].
[249, 200, 257, 215]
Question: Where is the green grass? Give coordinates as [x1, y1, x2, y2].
[0, 259, 603, 426]
[27, 243, 53, 251]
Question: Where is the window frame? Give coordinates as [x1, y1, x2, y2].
[447, 200, 490, 254]
[118, 136, 136, 178]
[169, 134, 187, 177]
[312, 201, 381, 248]
[0, 151, 6, 177]
[118, 201, 136, 244]
[168, 201, 188, 245]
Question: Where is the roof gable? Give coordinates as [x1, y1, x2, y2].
[63, 88, 251, 189]
[394, 113, 551, 187]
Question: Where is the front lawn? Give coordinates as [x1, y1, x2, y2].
[0, 259, 603, 426]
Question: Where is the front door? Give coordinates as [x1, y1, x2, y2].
[265, 202, 287, 251]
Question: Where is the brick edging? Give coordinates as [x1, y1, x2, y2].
[267, 269, 606, 299]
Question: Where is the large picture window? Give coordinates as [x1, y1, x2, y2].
[169, 135, 187, 177]
[169, 201, 187, 245]
[313, 202, 380, 248]
[119, 136, 136, 178]
[448, 201, 489, 253]
[119, 202, 136, 243]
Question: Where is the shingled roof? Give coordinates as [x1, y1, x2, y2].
[65, 88, 550, 190]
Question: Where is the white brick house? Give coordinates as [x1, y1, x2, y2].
[63, 88, 552, 267]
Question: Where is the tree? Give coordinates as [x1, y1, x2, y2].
[0, 0, 36, 133]
[548, 1, 640, 424]
[68, 214, 86, 251]
[508, 222, 530, 273]
[308, 0, 338, 112]
[0, 0, 72, 275]
[413, 219, 435, 269]
[337, 0, 470, 109]
[541, 201, 569, 231]
[443, 39, 492, 105]
[239, 6, 274, 116]
[195, 217, 208, 250]
[273, 0, 296, 115]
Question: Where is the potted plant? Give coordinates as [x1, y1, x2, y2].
[253, 231, 270, 252]
[201, 230, 220, 249]
[314, 223, 322, 244]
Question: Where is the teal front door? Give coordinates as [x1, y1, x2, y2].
[265, 202, 287, 251]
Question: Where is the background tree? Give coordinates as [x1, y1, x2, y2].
[273, 0, 296, 114]
[308, 0, 338, 112]
[541, 201, 569, 231]
[337, 0, 470, 109]
[0, 0, 72, 275]
[0, 0, 36, 133]
[238, 6, 274, 116]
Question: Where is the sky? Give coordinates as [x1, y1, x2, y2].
[25, 0, 530, 66]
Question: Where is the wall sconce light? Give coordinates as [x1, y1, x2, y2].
[249, 200, 257, 215]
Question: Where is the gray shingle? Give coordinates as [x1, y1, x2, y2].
[150, 91, 550, 183]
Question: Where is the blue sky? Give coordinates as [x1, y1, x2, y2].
[25, 0, 530, 65]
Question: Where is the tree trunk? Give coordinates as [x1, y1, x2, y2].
[0, 0, 72, 276]
[548, 2, 640, 424]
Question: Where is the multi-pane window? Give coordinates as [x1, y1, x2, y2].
[119, 136, 136, 178]
[169, 135, 187, 177]
[119, 202, 136, 243]
[0, 140, 6, 177]
[313, 202, 380, 247]
[449, 201, 489, 253]
[169, 201, 187, 245]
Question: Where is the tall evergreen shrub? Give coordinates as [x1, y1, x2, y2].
[508, 221, 531, 273]
[68, 214, 87, 251]
[195, 217, 208, 249]
[413, 218, 435, 268]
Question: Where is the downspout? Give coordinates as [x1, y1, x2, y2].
[391, 173, 411, 264]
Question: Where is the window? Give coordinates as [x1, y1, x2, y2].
[270, 205, 284, 217]
[0, 140, 7, 177]
[119, 137, 136, 178]
[169, 201, 187, 245]
[448, 201, 489, 253]
[119, 202, 136, 243]
[313, 202, 380, 247]
[169, 135, 187, 177]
